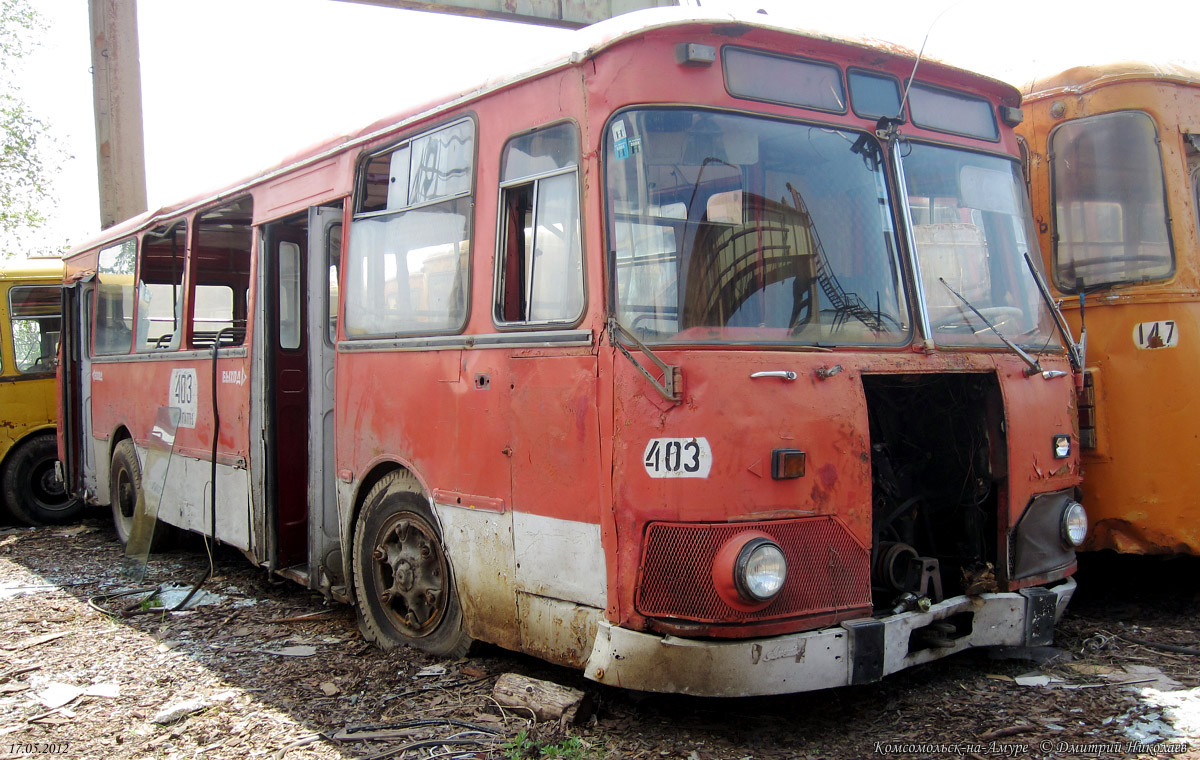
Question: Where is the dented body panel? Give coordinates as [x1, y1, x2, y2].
[1020, 64, 1200, 554]
[60, 9, 1080, 696]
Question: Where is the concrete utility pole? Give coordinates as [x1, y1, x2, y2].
[87, 0, 682, 228]
[89, 0, 147, 230]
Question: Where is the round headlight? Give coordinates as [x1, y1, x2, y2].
[1061, 501, 1088, 547]
[736, 538, 788, 601]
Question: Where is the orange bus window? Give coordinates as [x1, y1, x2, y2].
[1050, 111, 1174, 291]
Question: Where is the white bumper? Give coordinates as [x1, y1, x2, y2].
[584, 579, 1075, 697]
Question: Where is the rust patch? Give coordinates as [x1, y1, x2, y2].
[819, 463, 838, 490]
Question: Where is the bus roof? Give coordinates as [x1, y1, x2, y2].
[0, 257, 65, 282]
[65, 7, 1021, 262]
[1023, 61, 1200, 102]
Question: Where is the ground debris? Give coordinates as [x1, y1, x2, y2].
[1, 520, 1200, 759]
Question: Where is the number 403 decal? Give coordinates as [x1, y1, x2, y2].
[643, 438, 713, 479]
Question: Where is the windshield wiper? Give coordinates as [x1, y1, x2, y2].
[1023, 251, 1084, 372]
[938, 277, 1044, 377]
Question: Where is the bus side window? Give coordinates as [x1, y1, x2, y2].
[1050, 111, 1174, 290]
[327, 223, 341, 344]
[94, 239, 136, 356]
[8, 285, 61, 373]
[192, 197, 252, 348]
[346, 119, 474, 338]
[137, 220, 187, 352]
[494, 123, 583, 326]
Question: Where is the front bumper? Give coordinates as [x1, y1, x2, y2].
[585, 578, 1075, 697]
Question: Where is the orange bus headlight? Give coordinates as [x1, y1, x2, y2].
[712, 532, 788, 609]
[1061, 501, 1088, 547]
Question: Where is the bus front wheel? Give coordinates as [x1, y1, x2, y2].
[109, 439, 141, 546]
[2, 433, 81, 525]
[352, 473, 473, 658]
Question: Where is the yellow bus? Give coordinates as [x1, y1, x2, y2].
[1019, 63, 1200, 554]
[0, 257, 79, 525]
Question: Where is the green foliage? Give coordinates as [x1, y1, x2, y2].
[0, 0, 60, 252]
[504, 729, 592, 760]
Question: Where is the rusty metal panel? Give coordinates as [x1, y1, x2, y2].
[88, 0, 147, 229]
[331, 0, 681, 28]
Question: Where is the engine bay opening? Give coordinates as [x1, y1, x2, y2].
[863, 373, 1003, 613]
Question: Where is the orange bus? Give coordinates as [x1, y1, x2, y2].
[1019, 63, 1200, 555]
[59, 9, 1085, 696]
[1, 258, 79, 525]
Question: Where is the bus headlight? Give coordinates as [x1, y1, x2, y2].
[736, 538, 787, 601]
[1061, 501, 1088, 547]
[712, 532, 788, 610]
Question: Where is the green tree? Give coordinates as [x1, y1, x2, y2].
[1, 0, 58, 252]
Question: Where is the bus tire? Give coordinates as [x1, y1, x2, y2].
[2, 432, 81, 525]
[109, 439, 143, 546]
[108, 440, 172, 550]
[352, 473, 473, 658]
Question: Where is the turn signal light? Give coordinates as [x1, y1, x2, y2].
[772, 449, 806, 480]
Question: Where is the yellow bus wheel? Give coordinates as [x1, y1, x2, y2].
[2, 433, 81, 526]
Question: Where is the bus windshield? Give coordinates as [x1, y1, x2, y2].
[900, 143, 1060, 350]
[606, 109, 910, 346]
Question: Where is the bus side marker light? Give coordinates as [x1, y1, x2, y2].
[1052, 435, 1071, 459]
[999, 105, 1024, 126]
[772, 449, 806, 479]
[676, 43, 716, 67]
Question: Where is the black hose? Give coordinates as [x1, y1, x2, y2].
[167, 327, 234, 612]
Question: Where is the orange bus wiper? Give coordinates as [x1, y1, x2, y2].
[1023, 251, 1084, 372]
[938, 278, 1044, 378]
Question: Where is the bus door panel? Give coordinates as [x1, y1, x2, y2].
[507, 352, 605, 665]
[264, 222, 310, 572]
[436, 346, 521, 651]
[306, 205, 341, 590]
[60, 280, 95, 497]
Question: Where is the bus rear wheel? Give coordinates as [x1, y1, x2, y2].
[109, 439, 142, 546]
[108, 439, 171, 549]
[352, 474, 472, 658]
[2, 433, 81, 525]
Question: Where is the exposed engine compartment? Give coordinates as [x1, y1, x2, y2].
[863, 374, 1003, 613]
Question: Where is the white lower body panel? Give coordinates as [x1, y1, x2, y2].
[585, 579, 1076, 697]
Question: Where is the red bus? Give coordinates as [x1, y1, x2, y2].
[59, 9, 1086, 696]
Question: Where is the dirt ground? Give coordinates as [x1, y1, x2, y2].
[2, 512, 1199, 760]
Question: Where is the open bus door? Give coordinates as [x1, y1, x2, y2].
[260, 206, 340, 590]
[307, 205, 342, 593]
[58, 277, 93, 501]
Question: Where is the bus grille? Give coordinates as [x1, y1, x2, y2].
[635, 517, 871, 624]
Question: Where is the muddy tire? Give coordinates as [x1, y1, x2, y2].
[2, 433, 80, 525]
[352, 472, 472, 657]
[109, 439, 143, 546]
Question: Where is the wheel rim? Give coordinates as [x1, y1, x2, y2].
[370, 511, 449, 638]
[29, 456, 70, 512]
[115, 467, 136, 521]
